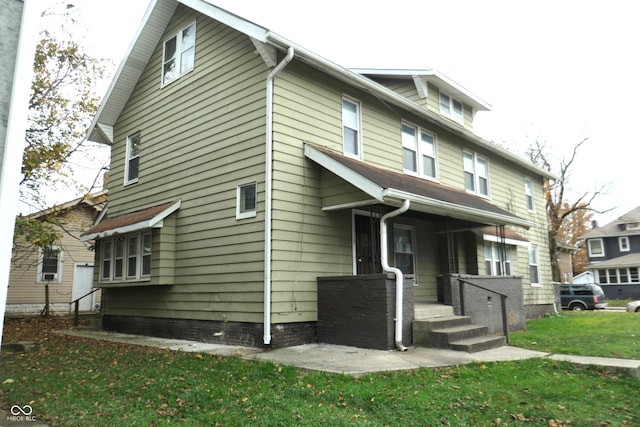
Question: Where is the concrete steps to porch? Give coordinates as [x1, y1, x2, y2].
[75, 313, 102, 331]
[412, 306, 506, 353]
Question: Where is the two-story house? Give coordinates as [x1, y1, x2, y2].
[580, 206, 640, 300]
[81, 0, 555, 349]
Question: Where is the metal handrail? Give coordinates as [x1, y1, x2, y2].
[457, 278, 510, 344]
[69, 287, 101, 327]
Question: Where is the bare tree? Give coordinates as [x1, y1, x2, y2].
[528, 137, 610, 282]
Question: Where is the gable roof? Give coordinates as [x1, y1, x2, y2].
[22, 190, 107, 220]
[305, 144, 532, 229]
[581, 206, 640, 239]
[80, 200, 181, 241]
[87, 0, 554, 181]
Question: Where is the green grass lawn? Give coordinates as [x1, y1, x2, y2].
[510, 311, 640, 359]
[1, 316, 638, 426]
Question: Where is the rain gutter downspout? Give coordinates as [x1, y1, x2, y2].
[264, 46, 294, 345]
[380, 199, 411, 351]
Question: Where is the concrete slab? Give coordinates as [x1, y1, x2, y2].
[549, 354, 640, 378]
[57, 329, 639, 378]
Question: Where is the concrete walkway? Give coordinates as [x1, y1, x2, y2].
[58, 329, 639, 377]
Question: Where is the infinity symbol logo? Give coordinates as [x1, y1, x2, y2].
[10, 404, 33, 416]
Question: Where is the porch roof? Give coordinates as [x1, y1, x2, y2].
[80, 200, 181, 241]
[585, 253, 640, 270]
[304, 144, 532, 229]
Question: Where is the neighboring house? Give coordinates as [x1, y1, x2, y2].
[580, 207, 640, 299]
[7, 192, 106, 315]
[556, 244, 577, 284]
[81, 0, 555, 349]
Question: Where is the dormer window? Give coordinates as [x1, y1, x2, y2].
[439, 92, 464, 123]
[626, 222, 640, 230]
[162, 21, 196, 86]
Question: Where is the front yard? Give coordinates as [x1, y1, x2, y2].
[0, 314, 638, 426]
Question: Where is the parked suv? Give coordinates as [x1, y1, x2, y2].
[560, 284, 608, 311]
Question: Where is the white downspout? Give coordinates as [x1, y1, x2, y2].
[380, 200, 411, 351]
[264, 47, 294, 345]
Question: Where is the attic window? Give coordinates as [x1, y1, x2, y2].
[162, 21, 196, 86]
[627, 222, 640, 230]
[439, 92, 464, 123]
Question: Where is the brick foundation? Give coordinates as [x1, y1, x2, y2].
[102, 315, 316, 349]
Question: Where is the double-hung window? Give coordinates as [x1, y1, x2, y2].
[484, 243, 512, 276]
[528, 244, 540, 285]
[439, 92, 464, 123]
[619, 236, 630, 252]
[463, 151, 489, 196]
[524, 177, 535, 211]
[100, 232, 152, 282]
[38, 247, 62, 282]
[125, 132, 141, 184]
[401, 122, 437, 180]
[587, 238, 605, 257]
[342, 97, 362, 159]
[393, 225, 416, 278]
[162, 21, 196, 85]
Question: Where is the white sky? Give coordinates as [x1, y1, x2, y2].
[69, 0, 638, 225]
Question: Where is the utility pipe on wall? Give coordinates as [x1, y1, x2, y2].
[380, 199, 411, 351]
[264, 47, 294, 345]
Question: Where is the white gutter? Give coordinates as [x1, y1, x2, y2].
[380, 199, 411, 351]
[264, 47, 294, 345]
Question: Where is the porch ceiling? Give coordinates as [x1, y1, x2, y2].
[304, 144, 532, 229]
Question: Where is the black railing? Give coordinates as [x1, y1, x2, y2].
[69, 287, 101, 327]
[457, 278, 510, 344]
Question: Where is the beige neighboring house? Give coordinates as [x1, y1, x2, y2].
[7, 192, 106, 315]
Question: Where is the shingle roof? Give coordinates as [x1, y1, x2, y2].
[307, 144, 530, 228]
[582, 206, 640, 238]
[80, 200, 180, 240]
[586, 252, 640, 269]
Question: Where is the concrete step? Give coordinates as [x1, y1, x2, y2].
[76, 314, 102, 331]
[413, 314, 506, 353]
[414, 303, 454, 319]
[450, 335, 506, 353]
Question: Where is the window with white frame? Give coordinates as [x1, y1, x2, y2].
[619, 236, 630, 252]
[524, 177, 535, 211]
[393, 225, 416, 277]
[125, 132, 141, 184]
[598, 267, 640, 284]
[38, 247, 62, 282]
[342, 97, 361, 158]
[484, 243, 512, 276]
[528, 244, 540, 285]
[100, 232, 151, 282]
[439, 92, 464, 123]
[587, 238, 605, 257]
[463, 151, 489, 196]
[237, 182, 257, 219]
[162, 21, 196, 85]
[401, 122, 437, 180]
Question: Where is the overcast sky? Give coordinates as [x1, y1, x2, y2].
[71, 0, 638, 225]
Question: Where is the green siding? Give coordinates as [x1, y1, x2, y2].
[102, 6, 270, 322]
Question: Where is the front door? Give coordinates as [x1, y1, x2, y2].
[355, 213, 382, 274]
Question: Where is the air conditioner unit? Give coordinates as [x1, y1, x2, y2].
[42, 273, 57, 281]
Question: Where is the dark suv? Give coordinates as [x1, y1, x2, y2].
[560, 284, 608, 311]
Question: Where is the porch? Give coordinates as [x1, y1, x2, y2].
[317, 273, 525, 352]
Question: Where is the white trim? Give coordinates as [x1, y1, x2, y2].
[482, 233, 529, 247]
[619, 236, 630, 252]
[161, 20, 196, 87]
[236, 182, 257, 219]
[587, 238, 605, 258]
[37, 246, 63, 283]
[524, 176, 535, 212]
[304, 144, 384, 200]
[341, 95, 363, 160]
[124, 132, 141, 185]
